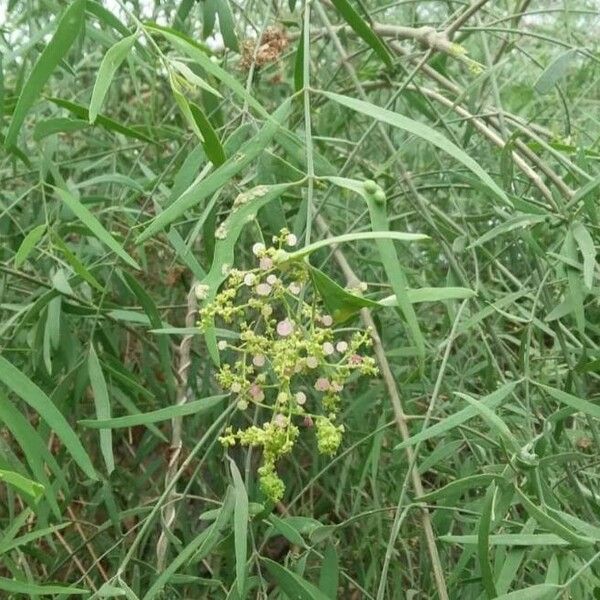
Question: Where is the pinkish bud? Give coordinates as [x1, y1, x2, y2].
[349, 354, 363, 365]
[259, 256, 273, 270]
[276, 319, 294, 337]
[314, 377, 331, 392]
[249, 384, 264, 401]
[303, 415, 314, 428]
[273, 413, 287, 428]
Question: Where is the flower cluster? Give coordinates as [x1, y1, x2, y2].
[198, 230, 378, 501]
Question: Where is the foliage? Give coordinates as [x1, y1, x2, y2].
[0, 0, 599, 598]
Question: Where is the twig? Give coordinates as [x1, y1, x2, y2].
[315, 214, 449, 600]
[156, 282, 198, 570]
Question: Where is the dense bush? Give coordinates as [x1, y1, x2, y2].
[0, 1, 599, 598]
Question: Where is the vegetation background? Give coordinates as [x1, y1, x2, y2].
[0, 0, 599, 598]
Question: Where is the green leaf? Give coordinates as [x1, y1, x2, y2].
[379, 287, 476, 305]
[47, 97, 156, 143]
[90, 33, 138, 123]
[0, 469, 44, 500]
[514, 487, 593, 547]
[330, 0, 392, 67]
[143, 488, 234, 600]
[469, 214, 547, 248]
[136, 98, 291, 243]
[55, 187, 140, 270]
[78, 394, 226, 428]
[319, 544, 339, 599]
[493, 584, 561, 600]
[418, 474, 506, 503]
[394, 381, 519, 451]
[289, 231, 428, 260]
[534, 49, 578, 94]
[229, 458, 248, 597]
[0, 577, 87, 596]
[189, 102, 226, 166]
[321, 92, 510, 205]
[267, 514, 306, 546]
[87, 345, 114, 475]
[262, 558, 332, 600]
[0, 356, 97, 480]
[535, 383, 600, 420]
[478, 484, 498, 599]
[310, 266, 379, 323]
[214, 0, 239, 52]
[572, 221, 596, 289]
[456, 392, 521, 453]
[14, 224, 46, 268]
[33, 117, 88, 140]
[440, 534, 569, 546]
[4, 0, 86, 147]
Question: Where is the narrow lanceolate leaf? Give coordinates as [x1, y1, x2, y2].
[4, 0, 86, 147]
[87, 345, 114, 474]
[418, 474, 506, 503]
[394, 381, 520, 451]
[0, 577, 87, 595]
[78, 395, 226, 428]
[534, 49, 577, 94]
[469, 214, 547, 248]
[262, 558, 332, 600]
[89, 33, 138, 123]
[189, 102, 226, 166]
[572, 221, 596, 289]
[0, 356, 97, 480]
[0, 469, 44, 500]
[330, 0, 392, 67]
[14, 224, 46, 268]
[229, 458, 248, 597]
[135, 98, 291, 243]
[535, 383, 600, 420]
[55, 187, 140, 269]
[514, 487, 593, 547]
[321, 91, 510, 205]
[478, 484, 498, 599]
[493, 585, 561, 600]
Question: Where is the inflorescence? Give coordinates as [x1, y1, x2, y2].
[198, 229, 378, 502]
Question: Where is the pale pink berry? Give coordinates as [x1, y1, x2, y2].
[249, 384, 264, 401]
[323, 342, 334, 356]
[252, 354, 266, 367]
[315, 377, 331, 392]
[255, 283, 272, 296]
[266, 274, 278, 285]
[303, 415, 314, 428]
[295, 391, 307, 405]
[349, 354, 363, 365]
[230, 382, 242, 394]
[321, 314, 333, 327]
[288, 282, 301, 295]
[305, 356, 319, 369]
[332, 381, 343, 393]
[336, 341, 348, 353]
[277, 319, 294, 337]
[273, 413, 287, 428]
[252, 242, 265, 256]
[259, 256, 273, 270]
[244, 273, 256, 286]
[286, 233, 298, 247]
